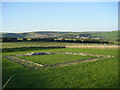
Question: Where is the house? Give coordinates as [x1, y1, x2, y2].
[80, 36, 89, 39]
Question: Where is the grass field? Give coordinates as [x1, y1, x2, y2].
[18, 54, 95, 65]
[2, 41, 117, 49]
[2, 41, 118, 88]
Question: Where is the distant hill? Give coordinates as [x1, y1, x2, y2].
[0, 31, 70, 39]
[90, 31, 118, 41]
[1, 31, 118, 41]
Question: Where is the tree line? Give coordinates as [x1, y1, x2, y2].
[1, 37, 114, 44]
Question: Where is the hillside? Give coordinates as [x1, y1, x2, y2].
[90, 31, 118, 41]
[1, 31, 118, 41]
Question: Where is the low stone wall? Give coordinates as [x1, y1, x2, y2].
[4, 55, 44, 70]
[45, 58, 99, 68]
[54, 52, 114, 58]
[15, 52, 55, 56]
[15, 52, 114, 58]
[4, 52, 115, 70]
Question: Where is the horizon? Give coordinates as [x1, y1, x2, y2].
[2, 2, 118, 33]
[1, 30, 118, 33]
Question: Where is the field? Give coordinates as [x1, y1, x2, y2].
[2, 41, 118, 88]
[1, 31, 118, 41]
[18, 54, 95, 65]
[2, 41, 118, 49]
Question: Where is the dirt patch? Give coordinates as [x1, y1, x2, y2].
[66, 45, 118, 49]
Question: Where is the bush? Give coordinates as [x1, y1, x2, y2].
[23, 38, 27, 41]
[2, 37, 17, 42]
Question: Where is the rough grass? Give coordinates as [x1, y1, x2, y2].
[2, 56, 118, 88]
[2, 41, 116, 49]
[18, 54, 94, 65]
[2, 42, 118, 88]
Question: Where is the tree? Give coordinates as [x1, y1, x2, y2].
[23, 38, 27, 41]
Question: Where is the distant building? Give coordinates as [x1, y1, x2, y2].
[90, 37, 101, 39]
[80, 37, 89, 39]
[58, 37, 63, 39]
[75, 36, 80, 38]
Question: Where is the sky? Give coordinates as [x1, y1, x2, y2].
[2, 2, 118, 33]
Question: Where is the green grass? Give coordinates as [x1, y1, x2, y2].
[18, 54, 94, 65]
[2, 47, 118, 57]
[2, 30, 118, 41]
[2, 42, 118, 88]
[2, 56, 118, 88]
[92, 31, 118, 41]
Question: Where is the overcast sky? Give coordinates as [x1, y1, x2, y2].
[2, 2, 118, 33]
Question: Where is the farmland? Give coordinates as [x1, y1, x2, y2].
[2, 41, 118, 88]
[1, 30, 119, 41]
[2, 41, 118, 49]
